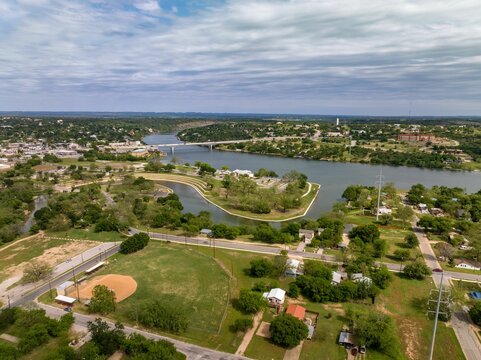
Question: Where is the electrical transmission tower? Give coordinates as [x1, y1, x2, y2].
[375, 167, 384, 221]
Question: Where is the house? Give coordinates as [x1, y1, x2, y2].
[263, 288, 286, 306]
[285, 258, 302, 277]
[376, 206, 392, 216]
[286, 304, 306, 320]
[418, 203, 429, 214]
[430, 208, 444, 217]
[299, 229, 315, 244]
[200, 228, 212, 237]
[338, 331, 355, 347]
[56, 281, 75, 296]
[455, 209, 468, 219]
[455, 260, 481, 271]
[232, 169, 254, 178]
[352, 273, 372, 286]
[332, 271, 347, 285]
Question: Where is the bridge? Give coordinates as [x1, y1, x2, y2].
[149, 137, 285, 154]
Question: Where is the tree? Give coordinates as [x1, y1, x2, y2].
[396, 205, 414, 223]
[393, 249, 410, 261]
[136, 297, 189, 333]
[469, 302, 481, 326]
[88, 319, 125, 356]
[303, 260, 332, 280]
[403, 261, 431, 279]
[372, 238, 387, 258]
[404, 232, 419, 248]
[22, 261, 52, 283]
[237, 289, 267, 314]
[232, 318, 253, 332]
[89, 285, 116, 315]
[270, 314, 308, 348]
[349, 224, 380, 243]
[248, 259, 274, 277]
[370, 265, 392, 290]
[120, 233, 150, 254]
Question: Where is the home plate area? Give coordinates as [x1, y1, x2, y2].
[70, 274, 137, 302]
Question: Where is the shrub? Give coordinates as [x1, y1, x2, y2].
[232, 318, 254, 332]
[88, 285, 116, 315]
[120, 233, 150, 254]
[403, 261, 431, 279]
[248, 259, 274, 277]
[136, 297, 189, 333]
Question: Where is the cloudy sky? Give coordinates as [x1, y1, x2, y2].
[1, 0, 481, 115]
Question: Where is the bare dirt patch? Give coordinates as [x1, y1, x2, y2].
[323, 303, 346, 316]
[256, 321, 271, 338]
[6, 241, 99, 278]
[71, 274, 137, 302]
[398, 319, 420, 360]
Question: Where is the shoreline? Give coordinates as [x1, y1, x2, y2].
[135, 173, 321, 222]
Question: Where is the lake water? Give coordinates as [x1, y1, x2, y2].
[144, 134, 481, 225]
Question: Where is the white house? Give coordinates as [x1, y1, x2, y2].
[455, 261, 481, 271]
[376, 206, 392, 216]
[352, 273, 372, 286]
[332, 271, 343, 285]
[299, 229, 315, 244]
[285, 259, 302, 277]
[233, 169, 254, 178]
[263, 288, 286, 306]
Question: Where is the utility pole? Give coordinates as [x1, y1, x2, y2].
[375, 167, 384, 221]
[428, 272, 450, 360]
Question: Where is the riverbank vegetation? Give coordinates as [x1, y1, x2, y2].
[179, 120, 481, 170]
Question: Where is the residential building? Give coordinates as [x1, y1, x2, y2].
[299, 229, 315, 244]
[286, 304, 305, 320]
[263, 288, 286, 306]
[285, 258, 302, 277]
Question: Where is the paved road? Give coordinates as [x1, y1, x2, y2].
[38, 303, 248, 360]
[2, 241, 118, 306]
[8, 243, 120, 308]
[451, 309, 481, 360]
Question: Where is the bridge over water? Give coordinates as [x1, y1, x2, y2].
[149, 137, 287, 154]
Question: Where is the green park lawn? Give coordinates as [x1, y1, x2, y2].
[46, 227, 127, 242]
[83, 243, 231, 348]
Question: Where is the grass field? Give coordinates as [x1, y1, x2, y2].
[46, 227, 127, 242]
[84, 242, 231, 347]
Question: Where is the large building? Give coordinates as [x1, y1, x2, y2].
[397, 133, 436, 142]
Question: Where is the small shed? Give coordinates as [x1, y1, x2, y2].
[55, 295, 76, 306]
[339, 331, 355, 347]
[200, 228, 212, 237]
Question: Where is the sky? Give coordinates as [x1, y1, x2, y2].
[1, 0, 481, 115]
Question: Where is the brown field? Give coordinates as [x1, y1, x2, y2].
[71, 274, 137, 302]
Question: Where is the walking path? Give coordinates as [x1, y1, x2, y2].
[235, 311, 264, 355]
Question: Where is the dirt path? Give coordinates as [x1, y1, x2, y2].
[0, 232, 43, 253]
[235, 311, 264, 355]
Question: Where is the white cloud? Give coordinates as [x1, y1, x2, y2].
[133, 0, 160, 12]
[1, 0, 481, 114]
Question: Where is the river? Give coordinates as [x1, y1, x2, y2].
[144, 134, 481, 225]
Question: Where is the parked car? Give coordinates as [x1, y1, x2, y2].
[359, 345, 366, 354]
[432, 268, 443, 273]
[63, 307, 72, 312]
[351, 347, 358, 356]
